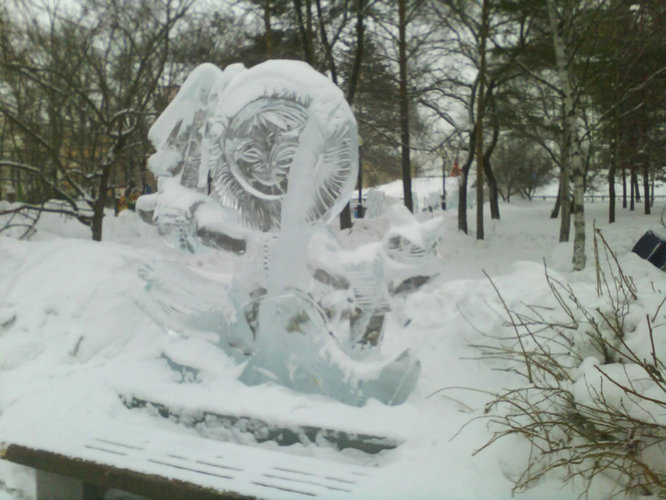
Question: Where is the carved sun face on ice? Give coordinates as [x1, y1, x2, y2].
[209, 78, 356, 232]
[224, 97, 308, 200]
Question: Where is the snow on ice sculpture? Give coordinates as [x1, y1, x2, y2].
[137, 63, 248, 252]
[381, 205, 444, 295]
[138, 60, 421, 406]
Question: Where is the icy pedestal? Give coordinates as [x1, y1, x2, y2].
[138, 60, 426, 406]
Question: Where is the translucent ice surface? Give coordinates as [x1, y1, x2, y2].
[140, 61, 421, 406]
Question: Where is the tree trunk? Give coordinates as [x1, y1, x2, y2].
[91, 162, 112, 241]
[608, 153, 616, 223]
[621, 162, 627, 208]
[634, 172, 640, 202]
[263, 0, 272, 58]
[558, 141, 570, 240]
[484, 158, 499, 220]
[293, 0, 315, 64]
[484, 82, 500, 220]
[441, 157, 447, 209]
[548, 0, 584, 269]
[398, 0, 412, 212]
[458, 170, 469, 234]
[346, 0, 365, 105]
[475, 0, 489, 240]
[338, 0, 366, 230]
[305, 0, 315, 63]
[569, 144, 585, 271]
[643, 163, 650, 215]
[315, 0, 337, 82]
[458, 125, 477, 233]
[551, 181, 561, 219]
[640, 111, 649, 214]
[609, 125, 619, 223]
[91, 122, 131, 241]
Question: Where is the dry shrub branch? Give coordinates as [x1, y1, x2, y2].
[475, 228, 666, 498]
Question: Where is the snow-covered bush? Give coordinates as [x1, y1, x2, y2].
[477, 229, 666, 498]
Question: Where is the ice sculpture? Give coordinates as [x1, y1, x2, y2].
[138, 61, 422, 406]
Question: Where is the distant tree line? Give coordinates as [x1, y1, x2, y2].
[1, 0, 664, 269]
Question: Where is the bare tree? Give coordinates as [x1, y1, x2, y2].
[546, 0, 586, 270]
[0, 0, 192, 240]
[423, 0, 514, 233]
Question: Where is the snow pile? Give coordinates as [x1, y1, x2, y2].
[0, 181, 665, 498]
[480, 239, 666, 496]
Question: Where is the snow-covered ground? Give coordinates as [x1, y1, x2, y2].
[1, 179, 665, 499]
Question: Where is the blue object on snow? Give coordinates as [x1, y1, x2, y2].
[632, 230, 666, 270]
